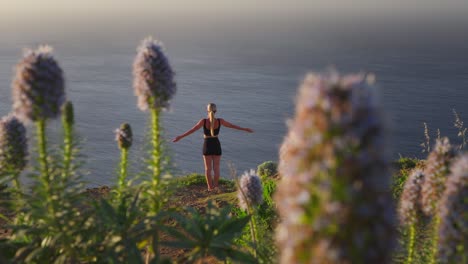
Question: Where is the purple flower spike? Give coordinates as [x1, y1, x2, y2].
[12, 45, 65, 122]
[237, 169, 263, 211]
[420, 137, 455, 216]
[275, 72, 395, 264]
[437, 154, 468, 263]
[398, 169, 425, 226]
[133, 37, 176, 111]
[0, 114, 28, 172]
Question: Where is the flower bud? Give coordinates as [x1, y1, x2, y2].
[115, 123, 133, 150]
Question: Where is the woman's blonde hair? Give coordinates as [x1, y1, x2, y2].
[207, 103, 217, 136]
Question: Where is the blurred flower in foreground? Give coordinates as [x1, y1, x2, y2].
[0, 114, 28, 173]
[115, 123, 133, 150]
[399, 169, 425, 226]
[132, 37, 176, 111]
[12, 45, 65, 122]
[237, 169, 263, 211]
[275, 72, 395, 264]
[437, 153, 468, 263]
[421, 137, 455, 216]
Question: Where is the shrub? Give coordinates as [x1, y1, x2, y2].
[257, 161, 277, 179]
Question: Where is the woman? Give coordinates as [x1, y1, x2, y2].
[172, 103, 253, 191]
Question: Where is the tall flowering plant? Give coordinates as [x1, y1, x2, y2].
[132, 37, 176, 262]
[133, 37, 176, 214]
[398, 169, 425, 264]
[237, 169, 263, 257]
[437, 153, 468, 263]
[12, 45, 65, 180]
[419, 138, 455, 264]
[421, 138, 455, 216]
[275, 72, 395, 263]
[115, 123, 133, 199]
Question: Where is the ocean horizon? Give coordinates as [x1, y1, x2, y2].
[1, 14, 467, 186]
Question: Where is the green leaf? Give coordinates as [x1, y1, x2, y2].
[160, 225, 193, 242]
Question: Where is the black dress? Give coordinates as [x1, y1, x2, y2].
[203, 119, 222, 156]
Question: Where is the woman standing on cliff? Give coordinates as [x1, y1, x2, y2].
[172, 103, 254, 191]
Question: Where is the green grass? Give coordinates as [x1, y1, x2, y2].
[172, 173, 236, 191]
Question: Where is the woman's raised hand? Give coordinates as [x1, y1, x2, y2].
[172, 135, 183, 142]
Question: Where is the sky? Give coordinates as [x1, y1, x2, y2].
[1, 0, 467, 18]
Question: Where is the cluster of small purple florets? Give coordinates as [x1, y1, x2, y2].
[0, 114, 28, 172]
[420, 138, 455, 216]
[132, 37, 176, 111]
[237, 169, 263, 211]
[12, 45, 65, 122]
[275, 72, 395, 264]
[437, 154, 468, 263]
[398, 169, 425, 226]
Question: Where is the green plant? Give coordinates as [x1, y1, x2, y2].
[437, 153, 468, 263]
[161, 201, 255, 263]
[80, 190, 165, 264]
[398, 169, 425, 264]
[132, 37, 176, 261]
[236, 169, 263, 258]
[0, 115, 28, 190]
[261, 178, 276, 208]
[115, 123, 133, 200]
[392, 156, 420, 199]
[420, 138, 455, 264]
[61, 101, 74, 180]
[257, 161, 277, 179]
[8, 101, 86, 263]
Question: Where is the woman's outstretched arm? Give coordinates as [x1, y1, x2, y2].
[172, 119, 204, 142]
[220, 118, 254, 133]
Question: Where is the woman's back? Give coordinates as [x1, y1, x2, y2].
[203, 118, 221, 136]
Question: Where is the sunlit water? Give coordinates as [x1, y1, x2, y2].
[1, 15, 467, 186]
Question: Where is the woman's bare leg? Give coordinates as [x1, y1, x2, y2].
[203, 155, 214, 190]
[213, 155, 221, 188]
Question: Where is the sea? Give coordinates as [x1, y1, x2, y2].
[0, 13, 467, 186]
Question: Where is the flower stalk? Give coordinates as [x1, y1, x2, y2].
[406, 224, 416, 264]
[133, 36, 175, 263]
[398, 169, 425, 264]
[151, 107, 161, 201]
[36, 119, 49, 181]
[115, 123, 133, 199]
[61, 101, 74, 179]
